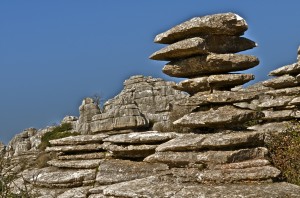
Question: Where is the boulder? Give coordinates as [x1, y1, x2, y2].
[47, 159, 102, 169]
[269, 63, 300, 76]
[103, 131, 179, 144]
[49, 134, 108, 146]
[174, 105, 263, 128]
[150, 36, 256, 61]
[262, 75, 299, 89]
[174, 74, 254, 94]
[95, 159, 169, 185]
[154, 12, 248, 44]
[163, 54, 259, 77]
[156, 131, 264, 152]
[144, 147, 268, 167]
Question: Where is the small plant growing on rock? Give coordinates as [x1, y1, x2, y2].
[266, 120, 300, 186]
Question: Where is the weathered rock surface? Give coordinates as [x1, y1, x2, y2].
[49, 134, 108, 146]
[213, 159, 270, 170]
[269, 63, 300, 76]
[163, 54, 259, 77]
[57, 186, 91, 198]
[156, 131, 264, 152]
[265, 86, 300, 96]
[150, 36, 256, 61]
[262, 75, 299, 89]
[154, 13, 248, 44]
[58, 152, 107, 160]
[174, 105, 263, 128]
[262, 109, 300, 121]
[96, 159, 169, 185]
[258, 95, 294, 108]
[46, 144, 103, 153]
[103, 131, 179, 144]
[47, 159, 102, 169]
[174, 74, 254, 94]
[144, 148, 268, 167]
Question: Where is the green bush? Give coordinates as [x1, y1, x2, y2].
[38, 123, 80, 151]
[266, 121, 300, 186]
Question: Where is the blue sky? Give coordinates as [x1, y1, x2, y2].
[1, 1, 300, 144]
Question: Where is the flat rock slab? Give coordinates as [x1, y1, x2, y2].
[262, 75, 299, 89]
[58, 152, 107, 160]
[23, 167, 96, 188]
[258, 95, 294, 108]
[103, 131, 179, 144]
[96, 159, 168, 185]
[174, 74, 254, 94]
[57, 186, 91, 198]
[47, 159, 102, 169]
[174, 105, 263, 128]
[213, 159, 270, 170]
[178, 91, 257, 106]
[154, 12, 248, 44]
[156, 131, 264, 152]
[269, 63, 300, 76]
[102, 142, 157, 158]
[150, 36, 256, 61]
[262, 110, 300, 121]
[265, 87, 300, 96]
[163, 54, 259, 77]
[144, 147, 268, 168]
[49, 134, 108, 146]
[46, 144, 103, 153]
[103, 174, 300, 198]
[197, 166, 280, 183]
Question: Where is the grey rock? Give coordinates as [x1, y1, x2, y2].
[297, 74, 300, 81]
[289, 97, 300, 105]
[156, 131, 264, 152]
[57, 186, 91, 198]
[103, 131, 179, 144]
[150, 36, 256, 61]
[174, 74, 254, 94]
[262, 75, 299, 89]
[96, 159, 168, 185]
[76, 98, 101, 134]
[45, 144, 103, 153]
[269, 63, 300, 76]
[258, 96, 294, 108]
[265, 87, 300, 96]
[88, 186, 108, 194]
[174, 105, 263, 128]
[213, 159, 270, 170]
[102, 142, 157, 158]
[144, 147, 268, 167]
[47, 159, 102, 169]
[197, 166, 280, 183]
[154, 12, 248, 44]
[0, 141, 5, 155]
[61, 116, 78, 130]
[58, 152, 107, 160]
[262, 110, 300, 121]
[49, 134, 108, 146]
[163, 54, 259, 77]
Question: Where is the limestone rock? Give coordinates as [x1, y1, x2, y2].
[150, 36, 256, 61]
[96, 159, 169, 185]
[265, 87, 300, 96]
[102, 142, 157, 158]
[174, 105, 263, 128]
[76, 98, 101, 134]
[0, 141, 5, 155]
[103, 131, 179, 144]
[262, 75, 299, 89]
[49, 134, 108, 146]
[57, 186, 91, 198]
[154, 13, 248, 44]
[213, 159, 270, 170]
[297, 74, 300, 81]
[61, 116, 78, 130]
[289, 97, 300, 105]
[58, 152, 107, 160]
[174, 74, 254, 94]
[163, 54, 259, 77]
[197, 166, 280, 183]
[262, 110, 300, 121]
[269, 63, 300, 76]
[144, 148, 268, 167]
[258, 96, 294, 108]
[46, 144, 103, 153]
[156, 131, 264, 152]
[47, 159, 102, 169]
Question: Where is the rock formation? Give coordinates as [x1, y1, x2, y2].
[2, 12, 300, 198]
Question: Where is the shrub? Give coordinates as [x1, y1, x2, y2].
[38, 123, 80, 151]
[266, 120, 300, 185]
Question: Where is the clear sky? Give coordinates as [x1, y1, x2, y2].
[1, 1, 300, 144]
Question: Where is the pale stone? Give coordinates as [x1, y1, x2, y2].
[45, 144, 103, 153]
[47, 159, 102, 169]
[154, 12, 248, 44]
[262, 110, 299, 121]
[258, 96, 294, 108]
[269, 63, 300, 76]
[96, 159, 168, 185]
[212, 159, 270, 170]
[262, 75, 299, 89]
[156, 131, 264, 152]
[58, 152, 107, 160]
[265, 87, 300, 96]
[174, 105, 263, 128]
[163, 54, 259, 77]
[103, 131, 179, 144]
[57, 186, 91, 198]
[49, 134, 108, 146]
[289, 97, 300, 105]
[150, 36, 256, 60]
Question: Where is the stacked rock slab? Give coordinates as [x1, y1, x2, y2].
[260, 47, 300, 122]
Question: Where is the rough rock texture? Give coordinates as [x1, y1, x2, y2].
[46, 144, 103, 153]
[163, 54, 259, 77]
[262, 75, 299, 89]
[47, 159, 102, 169]
[150, 36, 256, 61]
[154, 13, 248, 44]
[49, 134, 108, 146]
[269, 63, 300, 76]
